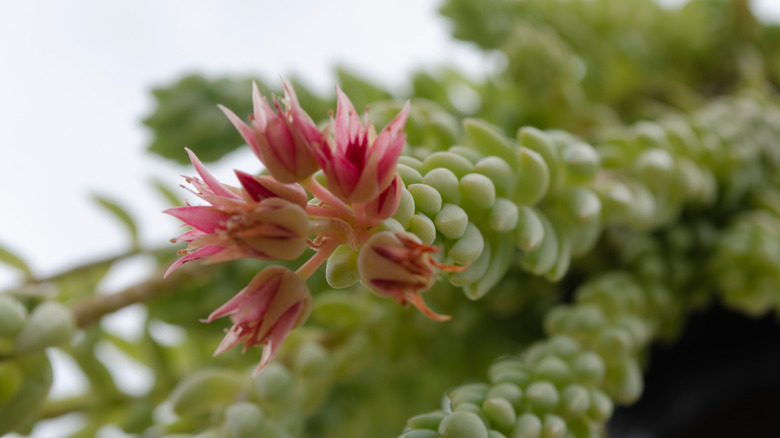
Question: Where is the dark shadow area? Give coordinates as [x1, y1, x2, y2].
[609, 302, 780, 438]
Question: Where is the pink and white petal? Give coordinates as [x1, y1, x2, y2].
[235, 170, 275, 202]
[202, 246, 266, 264]
[382, 101, 410, 138]
[334, 87, 363, 151]
[252, 81, 275, 131]
[251, 302, 303, 377]
[282, 78, 321, 143]
[233, 281, 279, 324]
[204, 289, 247, 322]
[164, 245, 224, 278]
[213, 327, 242, 356]
[185, 148, 241, 200]
[218, 104, 259, 155]
[164, 206, 228, 233]
[172, 228, 205, 243]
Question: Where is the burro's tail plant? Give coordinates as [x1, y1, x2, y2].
[162, 73, 780, 437]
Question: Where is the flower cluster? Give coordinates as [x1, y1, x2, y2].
[166, 80, 460, 373]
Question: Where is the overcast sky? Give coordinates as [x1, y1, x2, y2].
[3, 2, 780, 437]
[0, 0, 778, 291]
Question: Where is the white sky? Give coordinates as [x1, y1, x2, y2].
[2, 2, 780, 437]
[0, 0, 779, 290]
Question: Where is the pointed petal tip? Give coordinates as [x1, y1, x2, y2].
[218, 104, 258, 153]
[253, 340, 277, 378]
[163, 262, 180, 279]
[213, 332, 239, 357]
[404, 292, 451, 322]
[280, 76, 294, 95]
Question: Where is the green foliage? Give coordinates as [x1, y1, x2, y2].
[0, 244, 33, 281]
[6, 1, 780, 437]
[92, 194, 140, 250]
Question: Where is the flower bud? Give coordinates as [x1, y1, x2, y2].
[358, 231, 463, 321]
[165, 151, 310, 277]
[220, 80, 321, 183]
[206, 266, 312, 376]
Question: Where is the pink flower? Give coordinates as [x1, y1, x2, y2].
[363, 174, 403, 222]
[205, 266, 312, 376]
[219, 80, 322, 183]
[314, 88, 410, 204]
[357, 231, 464, 321]
[164, 149, 309, 277]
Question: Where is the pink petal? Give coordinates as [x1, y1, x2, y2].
[282, 77, 322, 143]
[164, 206, 228, 233]
[233, 279, 280, 324]
[264, 116, 297, 173]
[204, 289, 246, 322]
[164, 245, 224, 278]
[213, 327, 241, 356]
[252, 302, 303, 377]
[218, 104, 259, 157]
[172, 228, 205, 243]
[334, 87, 363, 152]
[235, 170, 275, 202]
[185, 148, 241, 200]
[365, 174, 402, 221]
[252, 81, 273, 131]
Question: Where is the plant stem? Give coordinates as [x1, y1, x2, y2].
[69, 261, 207, 329]
[296, 238, 340, 280]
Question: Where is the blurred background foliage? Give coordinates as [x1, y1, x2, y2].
[3, 0, 780, 437]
